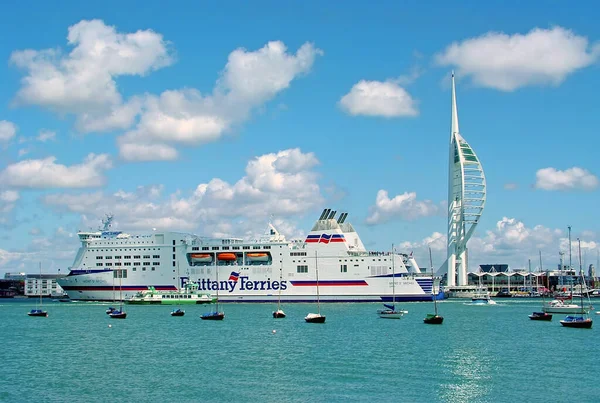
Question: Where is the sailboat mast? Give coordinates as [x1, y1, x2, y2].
[429, 247, 437, 315]
[216, 264, 219, 312]
[315, 251, 320, 314]
[391, 244, 395, 306]
[568, 225, 572, 270]
[277, 260, 283, 310]
[528, 259, 531, 292]
[119, 269, 123, 309]
[577, 238, 585, 315]
[112, 268, 115, 304]
[39, 262, 42, 308]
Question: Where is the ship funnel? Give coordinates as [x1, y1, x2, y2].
[328, 210, 336, 220]
[321, 208, 331, 221]
[338, 212, 348, 224]
[318, 209, 329, 220]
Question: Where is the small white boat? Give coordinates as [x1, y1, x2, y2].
[377, 308, 405, 319]
[543, 299, 592, 314]
[471, 286, 495, 305]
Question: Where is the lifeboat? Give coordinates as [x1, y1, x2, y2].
[217, 253, 237, 261]
[246, 253, 270, 262]
[190, 253, 212, 263]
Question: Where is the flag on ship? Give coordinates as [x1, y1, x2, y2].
[229, 271, 240, 281]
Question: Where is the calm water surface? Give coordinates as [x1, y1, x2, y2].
[0, 299, 597, 402]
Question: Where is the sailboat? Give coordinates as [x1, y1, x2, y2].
[305, 251, 325, 323]
[201, 265, 224, 320]
[471, 269, 496, 305]
[378, 245, 405, 319]
[171, 262, 185, 317]
[560, 238, 592, 328]
[109, 269, 127, 319]
[424, 248, 443, 324]
[273, 260, 286, 318]
[106, 267, 117, 314]
[28, 262, 48, 317]
[529, 252, 552, 321]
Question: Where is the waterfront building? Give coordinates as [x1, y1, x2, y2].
[25, 274, 66, 298]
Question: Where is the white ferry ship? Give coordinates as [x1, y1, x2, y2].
[57, 209, 445, 302]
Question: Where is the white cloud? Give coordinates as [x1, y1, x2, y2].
[401, 217, 599, 271]
[504, 182, 518, 190]
[0, 190, 19, 204]
[0, 153, 112, 189]
[29, 227, 42, 236]
[366, 190, 439, 224]
[435, 26, 600, 91]
[118, 142, 178, 162]
[43, 148, 323, 233]
[10, 19, 173, 131]
[18, 148, 29, 157]
[0, 190, 20, 227]
[339, 80, 418, 117]
[535, 167, 599, 191]
[119, 41, 322, 161]
[0, 248, 25, 269]
[37, 129, 56, 142]
[0, 120, 17, 142]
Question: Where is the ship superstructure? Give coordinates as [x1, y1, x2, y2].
[58, 210, 444, 302]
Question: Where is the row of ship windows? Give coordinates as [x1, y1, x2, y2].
[96, 255, 160, 259]
[95, 248, 161, 251]
[190, 246, 272, 251]
[293, 259, 387, 263]
[97, 262, 160, 266]
[296, 265, 348, 273]
[110, 268, 157, 277]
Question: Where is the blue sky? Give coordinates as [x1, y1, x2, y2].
[0, 1, 599, 275]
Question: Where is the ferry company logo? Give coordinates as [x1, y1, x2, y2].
[305, 234, 346, 244]
[196, 275, 288, 293]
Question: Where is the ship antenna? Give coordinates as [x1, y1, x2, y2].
[101, 213, 114, 231]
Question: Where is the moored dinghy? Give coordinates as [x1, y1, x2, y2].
[560, 315, 592, 328]
[171, 308, 185, 317]
[529, 311, 552, 321]
[305, 251, 325, 323]
[423, 313, 443, 324]
[378, 303, 404, 319]
[109, 268, 127, 319]
[28, 309, 48, 317]
[423, 248, 444, 324]
[273, 261, 286, 318]
[378, 244, 405, 319]
[201, 265, 224, 321]
[560, 238, 593, 329]
[28, 263, 48, 317]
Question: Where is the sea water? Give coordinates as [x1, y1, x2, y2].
[0, 299, 597, 402]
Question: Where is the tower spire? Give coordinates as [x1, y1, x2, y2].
[451, 71, 459, 135]
[447, 71, 486, 287]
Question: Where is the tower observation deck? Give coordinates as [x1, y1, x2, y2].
[447, 73, 486, 286]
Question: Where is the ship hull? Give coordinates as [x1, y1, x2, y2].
[58, 271, 444, 303]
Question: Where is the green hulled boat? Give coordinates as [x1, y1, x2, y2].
[126, 283, 215, 305]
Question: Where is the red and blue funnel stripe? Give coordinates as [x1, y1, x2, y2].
[305, 233, 346, 244]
